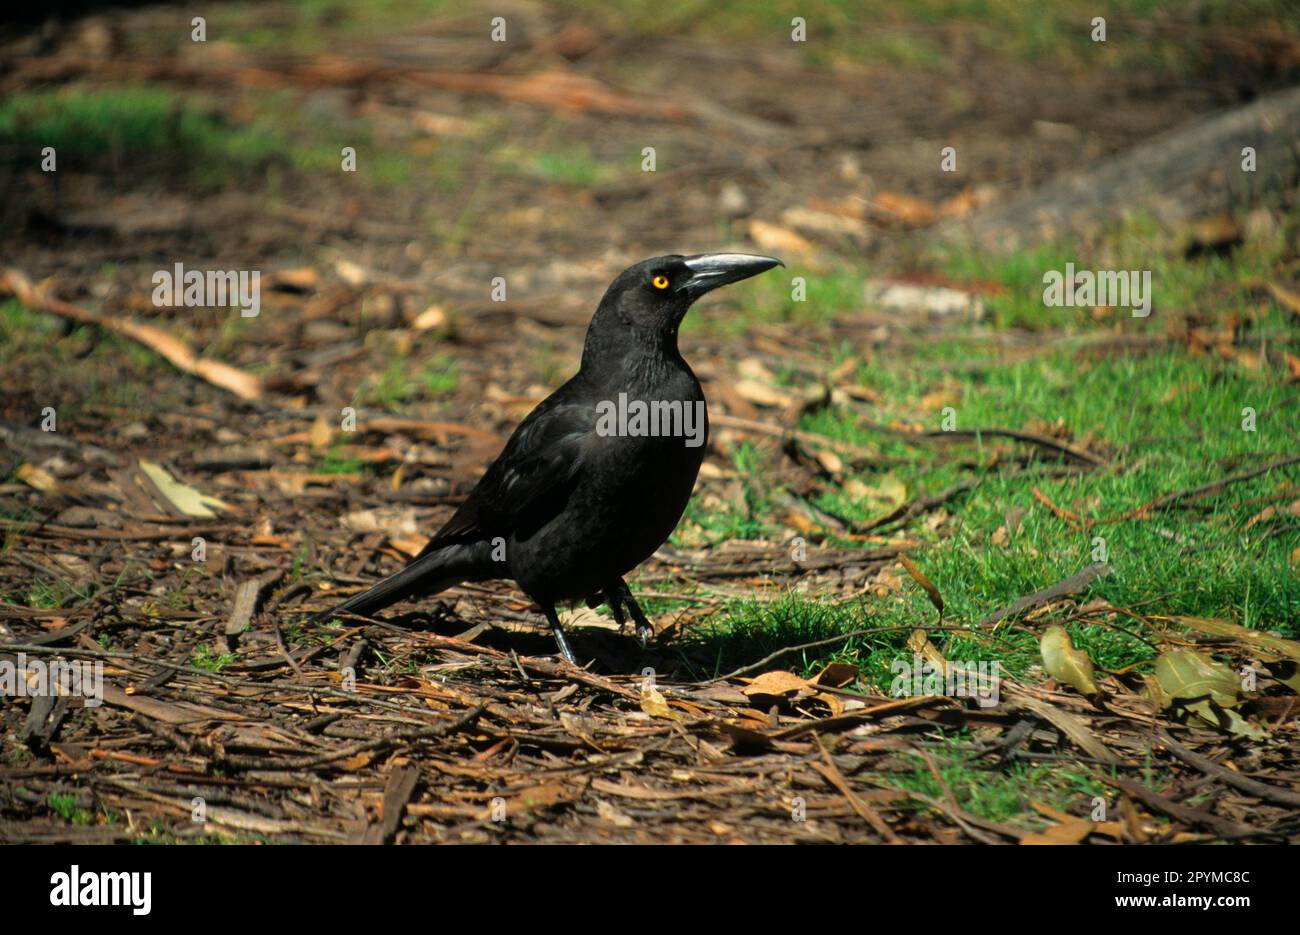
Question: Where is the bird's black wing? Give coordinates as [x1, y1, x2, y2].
[419, 386, 596, 551]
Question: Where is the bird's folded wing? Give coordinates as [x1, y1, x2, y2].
[422, 397, 595, 547]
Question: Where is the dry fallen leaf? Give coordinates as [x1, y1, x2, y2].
[1151, 649, 1264, 739]
[742, 670, 810, 698]
[899, 554, 944, 616]
[640, 682, 684, 721]
[748, 218, 815, 256]
[137, 460, 231, 518]
[1040, 624, 1101, 701]
[16, 462, 59, 493]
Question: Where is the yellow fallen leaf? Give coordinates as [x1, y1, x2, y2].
[17, 462, 59, 492]
[137, 460, 230, 518]
[640, 683, 684, 721]
[1041, 625, 1101, 700]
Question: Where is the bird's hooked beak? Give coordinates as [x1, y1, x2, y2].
[681, 253, 784, 298]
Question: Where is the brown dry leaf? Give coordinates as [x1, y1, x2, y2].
[1244, 505, 1277, 530]
[267, 266, 318, 292]
[1003, 686, 1119, 764]
[309, 413, 334, 450]
[1021, 817, 1093, 845]
[813, 692, 845, 717]
[898, 554, 944, 615]
[594, 798, 635, 828]
[871, 191, 938, 227]
[747, 219, 815, 256]
[815, 448, 843, 476]
[852, 474, 907, 513]
[742, 670, 809, 697]
[1040, 624, 1101, 700]
[810, 662, 860, 688]
[640, 683, 684, 721]
[411, 303, 449, 331]
[734, 378, 796, 408]
[938, 187, 979, 219]
[906, 628, 949, 673]
[341, 506, 419, 535]
[1166, 616, 1300, 664]
[918, 389, 956, 412]
[387, 534, 430, 558]
[1267, 281, 1300, 319]
[16, 462, 59, 492]
[514, 781, 575, 810]
[428, 69, 685, 119]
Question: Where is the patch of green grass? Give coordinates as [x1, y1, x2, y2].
[46, 792, 99, 826]
[676, 224, 1299, 688]
[937, 213, 1291, 329]
[687, 265, 864, 336]
[0, 86, 281, 177]
[358, 354, 460, 411]
[421, 355, 460, 397]
[360, 358, 417, 411]
[26, 578, 80, 610]
[316, 449, 367, 474]
[556, 0, 1298, 73]
[208, 0, 449, 53]
[874, 735, 1115, 825]
[190, 643, 237, 672]
[494, 144, 615, 187]
[0, 84, 426, 191]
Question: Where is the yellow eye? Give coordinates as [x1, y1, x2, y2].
[652, 275, 670, 290]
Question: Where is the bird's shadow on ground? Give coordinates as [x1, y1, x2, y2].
[376, 608, 687, 676]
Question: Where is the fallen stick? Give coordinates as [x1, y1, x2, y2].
[0, 269, 263, 401]
[1156, 729, 1300, 809]
[973, 563, 1110, 629]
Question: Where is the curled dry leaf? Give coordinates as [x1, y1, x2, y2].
[1166, 615, 1300, 663]
[1151, 650, 1265, 739]
[898, 554, 944, 616]
[639, 682, 684, 721]
[1040, 624, 1101, 701]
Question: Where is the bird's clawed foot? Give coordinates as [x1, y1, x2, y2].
[606, 580, 656, 648]
[542, 605, 578, 665]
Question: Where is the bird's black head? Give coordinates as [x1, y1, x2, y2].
[588, 253, 784, 352]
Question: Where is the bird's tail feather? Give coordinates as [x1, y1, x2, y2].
[308, 542, 486, 624]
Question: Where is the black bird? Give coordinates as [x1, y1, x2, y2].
[310, 253, 783, 663]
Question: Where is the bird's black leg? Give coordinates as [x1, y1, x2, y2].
[541, 603, 577, 665]
[612, 579, 654, 647]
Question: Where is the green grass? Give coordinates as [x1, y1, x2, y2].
[873, 735, 1116, 825]
[669, 221, 1300, 687]
[938, 213, 1292, 329]
[686, 266, 865, 336]
[554, 0, 1299, 72]
[46, 792, 106, 826]
[497, 145, 616, 187]
[190, 643, 237, 672]
[0, 84, 436, 190]
[203, 0, 451, 52]
[356, 354, 460, 411]
[0, 86, 281, 177]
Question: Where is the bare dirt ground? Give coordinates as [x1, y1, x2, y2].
[2, 3, 1299, 843]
